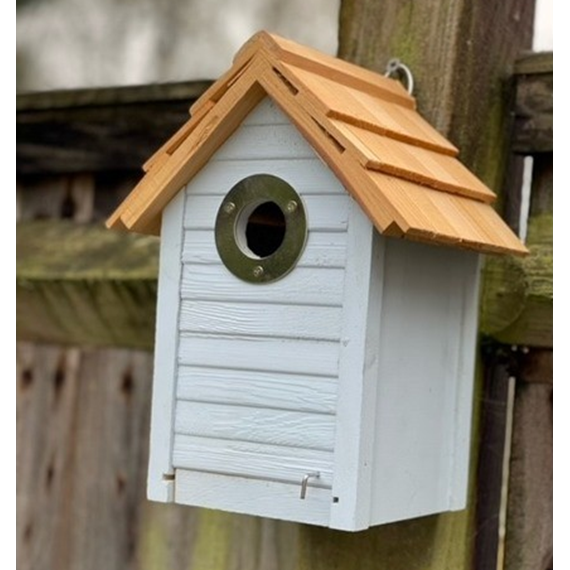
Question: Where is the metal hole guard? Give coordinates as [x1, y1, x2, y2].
[384, 58, 414, 95]
[215, 174, 308, 284]
[300, 472, 320, 499]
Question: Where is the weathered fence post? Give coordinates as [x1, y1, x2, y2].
[292, 1, 535, 568]
[503, 54, 553, 570]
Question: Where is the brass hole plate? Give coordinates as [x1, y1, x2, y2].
[215, 174, 308, 284]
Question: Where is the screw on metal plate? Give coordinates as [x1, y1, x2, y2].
[300, 471, 320, 499]
[384, 58, 414, 95]
[223, 201, 236, 214]
[252, 265, 264, 278]
[286, 200, 298, 213]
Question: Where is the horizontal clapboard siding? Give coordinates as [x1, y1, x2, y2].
[187, 158, 346, 196]
[178, 334, 340, 377]
[172, 99, 346, 507]
[179, 301, 342, 340]
[181, 264, 345, 306]
[176, 366, 337, 414]
[183, 194, 349, 232]
[182, 230, 348, 268]
[172, 435, 334, 486]
[175, 402, 336, 451]
[213, 124, 315, 161]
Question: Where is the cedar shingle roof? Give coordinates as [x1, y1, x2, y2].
[107, 31, 527, 256]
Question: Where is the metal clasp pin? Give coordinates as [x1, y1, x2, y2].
[300, 472, 320, 499]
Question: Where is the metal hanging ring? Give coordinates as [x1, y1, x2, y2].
[384, 58, 414, 95]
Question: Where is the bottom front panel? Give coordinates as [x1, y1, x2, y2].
[174, 469, 332, 527]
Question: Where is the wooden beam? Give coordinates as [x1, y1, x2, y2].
[512, 52, 553, 154]
[513, 51, 553, 76]
[17, 81, 211, 175]
[17, 220, 159, 348]
[480, 154, 552, 348]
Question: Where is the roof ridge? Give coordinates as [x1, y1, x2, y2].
[236, 31, 416, 110]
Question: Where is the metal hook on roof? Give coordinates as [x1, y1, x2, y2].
[384, 58, 414, 96]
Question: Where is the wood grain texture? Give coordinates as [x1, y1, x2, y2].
[175, 401, 336, 451]
[480, 154, 552, 347]
[512, 52, 553, 154]
[184, 194, 349, 232]
[253, 31, 415, 109]
[173, 435, 334, 486]
[329, 119, 494, 202]
[105, 36, 525, 256]
[279, 62, 457, 155]
[504, 361, 553, 570]
[338, 0, 535, 196]
[17, 344, 153, 570]
[176, 366, 338, 414]
[181, 264, 344, 306]
[212, 123, 315, 161]
[180, 300, 342, 341]
[186, 156, 348, 197]
[175, 470, 331, 527]
[367, 171, 528, 255]
[17, 343, 301, 570]
[17, 220, 159, 349]
[178, 335, 339, 378]
[473, 350, 512, 570]
[17, 81, 210, 174]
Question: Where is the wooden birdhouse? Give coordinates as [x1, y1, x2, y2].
[107, 31, 527, 531]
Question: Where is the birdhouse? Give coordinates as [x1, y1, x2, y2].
[107, 31, 527, 531]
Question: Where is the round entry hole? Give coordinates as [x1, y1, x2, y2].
[242, 201, 286, 258]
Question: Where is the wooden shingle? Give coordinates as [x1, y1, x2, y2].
[107, 31, 527, 256]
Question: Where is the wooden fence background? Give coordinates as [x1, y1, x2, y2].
[17, 52, 552, 569]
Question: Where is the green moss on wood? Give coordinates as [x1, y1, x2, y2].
[298, 510, 471, 570]
[189, 510, 232, 570]
[17, 220, 159, 348]
[17, 220, 159, 280]
[480, 213, 552, 347]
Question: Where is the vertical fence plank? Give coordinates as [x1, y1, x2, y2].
[17, 344, 81, 570]
[16, 342, 300, 570]
[474, 349, 512, 570]
[504, 350, 553, 570]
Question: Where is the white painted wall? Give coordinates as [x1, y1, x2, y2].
[369, 238, 480, 525]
